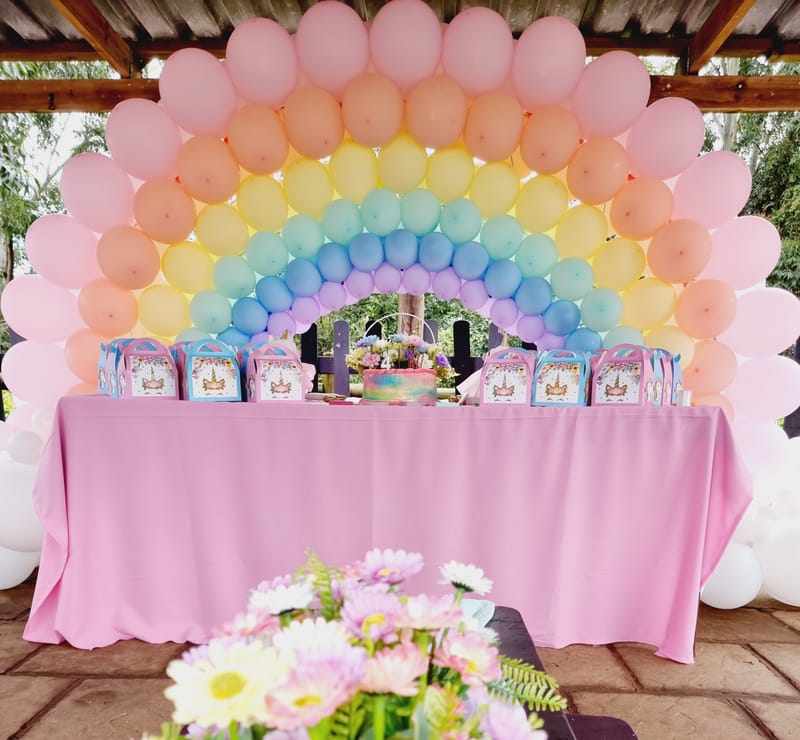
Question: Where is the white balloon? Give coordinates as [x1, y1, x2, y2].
[755, 525, 800, 606]
[0, 545, 38, 590]
[0, 456, 44, 552]
[732, 417, 789, 475]
[6, 430, 44, 465]
[31, 406, 56, 440]
[0, 420, 10, 451]
[700, 541, 763, 609]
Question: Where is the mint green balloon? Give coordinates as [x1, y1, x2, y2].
[603, 326, 644, 348]
[581, 288, 623, 332]
[361, 188, 401, 236]
[440, 198, 481, 244]
[401, 189, 441, 236]
[246, 232, 289, 276]
[176, 327, 211, 342]
[323, 199, 363, 245]
[191, 290, 232, 335]
[282, 214, 324, 258]
[514, 233, 558, 277]
[481, 215, 524, 260]
[550, 257, 593, 301]
[213, 256, 256, 299]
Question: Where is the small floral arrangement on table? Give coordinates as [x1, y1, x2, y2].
[345, 334, 456, 382]
[144, 550, 565, 740]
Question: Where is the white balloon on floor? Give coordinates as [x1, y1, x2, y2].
[755, 525, 800, 606]
[0, 545, 39, 590]
[701, 541, 763, 609]
[0, 455, 44, 552]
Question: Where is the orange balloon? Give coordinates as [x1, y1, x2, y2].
[177, 136, 240, 204]
[405, 75, 467, 150]
[133, 179, 196, 244]
[694, 393, 735, 423]
[228, 105, 288, 174]
[66, 381, 98, 396]
[342, 73, 403, 147]
[77, 278, 138, 337]
[566, 138, 629, 205]
[65, 328, 109, 384]
[682, 340, 738, 395]
[96, 225, 160, 289]
[675, 279, 737, 339]
[610, 177, 673, 240]
[283, 85, 344, 160]
[464, 92, 523, 163]
[647, 219, 712, 284]
[519, 107, 580, 175]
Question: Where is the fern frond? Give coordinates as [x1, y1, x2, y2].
[329, 694, 366, 739]
[489, 657, 568, 713]
[299, 549, 338, 620]
[423, 685, 464, 735]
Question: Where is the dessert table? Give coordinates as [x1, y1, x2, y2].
[24, 396, 751, 663]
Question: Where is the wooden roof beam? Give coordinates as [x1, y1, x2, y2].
[687, 0, 758, 73]
[0, 79, 158, 113]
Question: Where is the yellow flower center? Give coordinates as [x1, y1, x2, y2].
[362, 612, 386, 634]
[377, 568, 397, 578]
[294, 695, 323, 707]
[466, 659, 478, 673]
[209, 671, 246, 700]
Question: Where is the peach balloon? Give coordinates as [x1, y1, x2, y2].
[515, 175, 569, 233]
[65, 328, 109, 384]
[138, 285, 191, 338]
[162, 241, 215, 294]
[694, 393, 735, 423]
[647, 219, 712, 284]
[426, 147, 475, 202]
[96, 225, 160, 289]
[342, 74, 403, 147]
[228, 106, 288, 174]
[621, 278, 677, 330]
[283, 86, 344, 160]
[66, 382, 99, 397]
[675, 279, 737, 339]
[464, 92, 523, 163]
[566, 138, 629, 205]
[519, 107, 580, 175]
[237, 175, 288, 231]
[682, 340, 737, 395]
[177, 136, 240, 204]
[610, 177, 673, 240]
[592, 237, 646, 291]
[554, 204, 607, 259]
[378, 134, 427, 194]
[330, 141, 378, 202]
[405, 76, 467, 150]
[133, 179, 196, 244]
[78, 278, 138, 337]
[645, 325, 696, 368]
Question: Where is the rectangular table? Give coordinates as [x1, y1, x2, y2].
[24, 397, 751, 663]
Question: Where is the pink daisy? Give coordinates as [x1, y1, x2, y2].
[362, 548, 424, 586]
[433, 631, 502, 687]
[360, 642, 429, 696]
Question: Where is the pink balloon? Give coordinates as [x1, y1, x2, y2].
[267, 312, 297, 337]
[700, 216, 782, 290]
[626, 98, 705, 179]
[432, 268, 461, 300]
[318, 281, 347, 312]
[369, 0, 442, 94]
[106, 99, 182, 180]
[291, 296, 321, 325]
[159, 48, 236, 136]
[719, 288, 800, 357]
[733, 418, 790, 476]
[460, 280, 489, 310]
[442, 8, 513, 96]
[296, 1, 369, 97]
[536, 332, 566, 351]
[490, 298, 519, 330]
[60, 153, 134, 233]
[1, 341, 80, 407]
[726, 356, 800, 421]
[225, 18, 297, 107]
[517, 315, 546, 343]
[0, 275, 84, 342]
[672, 151, 752, 229]
[4, 403, 45, 431]
[512, 17, 586, 110]
[345, 270, 375, 299]
[374, 263, 402, 293]
[24, 215, 102, 289]
[572, 51, 651, 138]
[402, 264, 431, 295]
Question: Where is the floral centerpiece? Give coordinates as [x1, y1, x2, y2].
[145, 550, 565, 740]
[345, 334, 456, 382]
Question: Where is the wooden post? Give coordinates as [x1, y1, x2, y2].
[397, 294, 424, 335]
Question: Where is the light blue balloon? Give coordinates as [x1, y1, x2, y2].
[191, 290, 232, 335]
[603, 326, 645, 348]
[550, 258, 594, 301]
[565, 328, 603, 352]
[284, 258, 322, 297]
[213, 256, 256, 299]
[440, 198, 481, 244]
[384, 229, 418, 269]
[514, 233, 558, 278]
[401, 189, 441, 236]
[217, 326, 250, 349]
[232, 297, 268, 336]
[256, 276, 294, 313]
[282, 214, 324, 259]
[543, 300, 581, 336]
[246, 232, 289, 276]
[419, 232, 454, 272]
[361, 188, 401, 236]
[176, 327, 211, 343]
[484, 259, 522, 299]
[514, 277, 553, 316]
[481, 215, 524, 260]
[581, 288, 623, 332]
[316, 242, 352, 283]
[323, 200, 363, 245]
[349, 233, 384, 272]
[452, 241, 490, 280]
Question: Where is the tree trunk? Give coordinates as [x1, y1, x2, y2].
[0, 230, 13, 285]
[397, 294, 424, 336]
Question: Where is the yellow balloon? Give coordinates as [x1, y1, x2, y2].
[162, 241, 214, 294]
[329, 141, 378, 202]
[379, 133, 427, 194]
[195, 204, 249, 256]
[621, 278, 677, 331]
[283, 157, 333, 218]
[515, 175, 569, 233]
[237, 175, 287, 231]
[138, 285, 191, 337]
[554, 204, 608, 259]
[591, 237, 646, 291]
[469, 162, 519, 219]
[645, 325, 696, 368]
[426, 147, 474, 203]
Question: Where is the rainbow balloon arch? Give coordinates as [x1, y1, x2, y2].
[2, 0, 800, 602]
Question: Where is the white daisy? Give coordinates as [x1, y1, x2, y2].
[439, 561, 493, 595]
[248, 579, 315, 615]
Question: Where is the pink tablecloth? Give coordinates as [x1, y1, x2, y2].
[24, 397, 751, 662]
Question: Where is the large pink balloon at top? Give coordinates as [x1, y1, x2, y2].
[370, 0, 442, 94]
[105, 99, 182, 180]
[672, 151, 752, 229]
[512, 17, 586, 110]
[626, 98, 705, 179]
[442, 7, 513, 96]
[159, 48, 236, 136]
[226, 18, 297, 107]
[726, 356, 800, 421]
[572, 51, 650, 138]
[0, 275, 84, 342]
[719, 288, 800, 357]
[60, 153, 134, 233]
[24, 214, 102, 288]
[296, 1, 369, 98]
[1, 341, 80, 407]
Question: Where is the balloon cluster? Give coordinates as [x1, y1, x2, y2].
[2, 0, 800, 598]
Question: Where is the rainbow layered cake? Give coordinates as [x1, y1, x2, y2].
[362, 369, 438, 405]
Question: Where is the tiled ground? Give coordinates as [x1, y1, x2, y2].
[2, 576, 799, 740]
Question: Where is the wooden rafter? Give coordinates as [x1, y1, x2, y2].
[50, 0, 133, 77]
[0, 79, 158, 113]
[688, 0, 759, 73]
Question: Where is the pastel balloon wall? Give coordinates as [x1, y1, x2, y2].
[2, 0, 800, 601]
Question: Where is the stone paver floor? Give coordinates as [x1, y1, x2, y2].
[2, 575, 799, 740]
